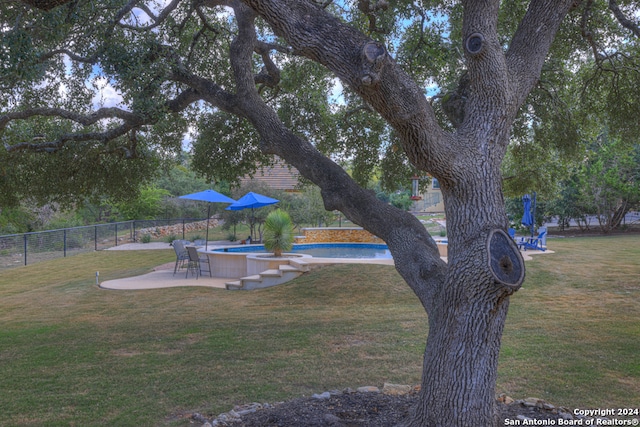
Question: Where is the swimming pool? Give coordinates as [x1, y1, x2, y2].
[215, 243, 393, 259]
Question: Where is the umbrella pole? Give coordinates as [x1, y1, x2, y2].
[532, 192, 537, 237]
[205, 205, 210, 250]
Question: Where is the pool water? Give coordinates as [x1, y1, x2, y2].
[215, 243, 392, 259]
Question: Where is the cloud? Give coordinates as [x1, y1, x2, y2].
[91, 76, 125, 109]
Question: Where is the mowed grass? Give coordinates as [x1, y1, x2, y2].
[499, 235, 640, 408]
[0, 236, 638, 425]
[0, 251, 427, 426]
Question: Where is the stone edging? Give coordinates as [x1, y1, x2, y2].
[191, 384, 610, 427]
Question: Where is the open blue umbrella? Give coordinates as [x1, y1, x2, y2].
[179, 189, 236, 249]
[226, 192, 279, 210]
[521, 193, 535, 237]
[226, 192, 279, 241]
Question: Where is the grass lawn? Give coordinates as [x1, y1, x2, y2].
[0, 235, 638, 426]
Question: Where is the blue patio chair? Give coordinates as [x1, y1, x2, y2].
[522, 231, 546, 251]
[510, 228, 528, 249]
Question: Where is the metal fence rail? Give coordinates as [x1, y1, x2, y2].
[0, 218, 206, 270]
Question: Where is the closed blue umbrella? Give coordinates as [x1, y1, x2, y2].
[521, 193, 534, 237]
[226, 192, 279, 241]
[179, 190, 236, 249]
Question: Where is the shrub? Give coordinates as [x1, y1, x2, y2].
[141, 234, 152, 243]
[263, 209, 294, 257]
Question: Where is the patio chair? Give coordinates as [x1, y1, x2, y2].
[521, 231, 547, 251]
[185, 246, 200, 279]
[197, 248, 211, 277]
[510, 228, 528, 249]
[185, 246, 211, 279]
[172, 240, 190, 275]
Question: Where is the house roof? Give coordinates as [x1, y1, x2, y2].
[241, 156, 301, 191]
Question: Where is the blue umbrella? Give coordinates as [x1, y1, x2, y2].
[226, 192, 279, 241]
[226, 192, 279, 210]
[521, 193, 534, 237]
[179, 190, 236, 249]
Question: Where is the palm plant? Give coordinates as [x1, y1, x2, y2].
[263, 209, 294, 257]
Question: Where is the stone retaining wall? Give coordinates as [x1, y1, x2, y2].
[136, 218, 221, 240]
[297, 227, 383, 243]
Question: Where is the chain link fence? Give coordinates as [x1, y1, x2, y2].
[0, 219, 206, 270]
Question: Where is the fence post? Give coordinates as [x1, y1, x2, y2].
[115, 223, 118, 247]
[95, 226, 98, 251]
[64, 229, 67, 257]
[182, 219, 185, 239]
[133, 221, 136, 243]
[23, 234, 27, 266]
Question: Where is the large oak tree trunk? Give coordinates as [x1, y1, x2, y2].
[401, 160, 520, 426]
[408, 287, 510, 426]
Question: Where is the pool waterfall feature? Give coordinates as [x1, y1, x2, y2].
[295, 227, 384, 244]
[294, 227, 447, 256]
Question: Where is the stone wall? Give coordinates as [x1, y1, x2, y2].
[136, 218, 221, 240]
[297, 227, 383, 243]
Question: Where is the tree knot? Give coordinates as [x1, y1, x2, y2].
[361, 41, 386, 86]
[464, 33, 485, 56]
[486, 229, 525, 291]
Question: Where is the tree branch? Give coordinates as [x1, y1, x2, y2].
[0, 107, 142, 131]
[37, 48, 97, 64]
[4, 122, 143, 156]
[506, 0, 575, 105]
[20, 0, 73, 12]
[357, 0, 390, 34]
[240, 0, 455, 181]
[254, 41, 283, 89]
[581, 0, 602, 62]
[609, 0, 640, 38]
[169, 68, 245, 117]
[1, 89, 202, 155]
[311, 0, 334, 9]
[116, 0, 182, 32]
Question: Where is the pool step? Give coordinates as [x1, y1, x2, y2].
[225, 263, 307, 290]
